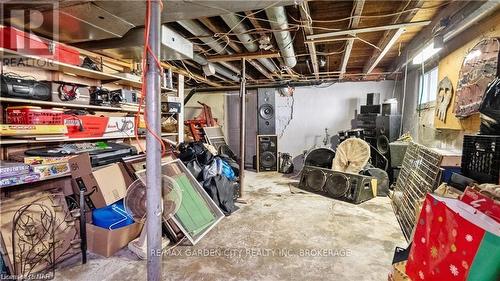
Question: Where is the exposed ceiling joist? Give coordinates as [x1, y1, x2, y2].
[306, 20, 431, 40]
[245, 11, 267, 37]
[339, 0, 365, 79]
[363, 0, 425, 75]
[299, 1, 320, 79]
[198, 17, 244, 53]
[207, 51, 281, 62]
[365, 28, 405, 75]
[161, 62, 222, 87]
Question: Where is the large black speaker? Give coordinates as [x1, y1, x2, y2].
[257, 88, 276, 135]
[299, 166, 375, 204]
[375, 115, 401, 155]
[257, 135, 278, 172]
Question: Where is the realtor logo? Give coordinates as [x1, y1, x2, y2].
[0, 1, 59, 56]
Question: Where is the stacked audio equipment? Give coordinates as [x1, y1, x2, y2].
[299, 166, 375, 204]
[257, 135, 278, 172]
[257, 88, 276, 135]
[351, 93, 401, 178]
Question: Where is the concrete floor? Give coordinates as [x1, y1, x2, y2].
[55, 171, 407, 281]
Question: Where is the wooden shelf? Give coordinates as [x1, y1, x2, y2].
[161, 133, 178, 136]
[2, 48, 178, 92]
[1, 48, 144, 88]
[1, 172, 71, 189]
[0, 97, 144, 113]
[0, 135, 144, 145]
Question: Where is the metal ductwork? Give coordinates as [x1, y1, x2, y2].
[220, 13, 279, 74]
[265, 6, 297, 68]
[193, 54, 240, 82]
[177, 19, 245, 77]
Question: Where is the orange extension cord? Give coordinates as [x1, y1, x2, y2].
[134, 0, 167, 156]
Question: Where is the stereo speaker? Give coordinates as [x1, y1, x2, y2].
[257, 88, 276, 135]
[299, 166, 375, 204]
[375, 115, 401, 154]
[257, 135, 278, 172]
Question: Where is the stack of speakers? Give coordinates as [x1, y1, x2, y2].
[352, 94, 401, 178]
[299, 166, 375, 204]
[256, 88, 278, 172]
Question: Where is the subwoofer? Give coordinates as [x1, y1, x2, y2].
[375, 115, 402, 148]
[257, 88, 276, 135]
[257, 135, 278, 172]
[299, 166, 375, 204]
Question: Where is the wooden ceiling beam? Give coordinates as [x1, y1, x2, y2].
[363, 0, 425, 75]
[306, 20, 430, 40]
[198, 17, 244, 53]
[299, 1, 320, 79]
[339, 0, 365, 79]
[161, 62, 222, 87]
[207, 51, 280, 62]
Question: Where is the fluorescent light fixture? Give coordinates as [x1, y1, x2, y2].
[412, 43, 442, 65]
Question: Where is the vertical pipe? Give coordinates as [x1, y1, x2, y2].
[146, 1, 162, 280]
[400, 51, 408, 135]
[177, 74, 185, 144]
[239, 58, 246, 198]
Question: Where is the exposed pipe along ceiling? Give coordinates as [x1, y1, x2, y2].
[9, 0, 497, 88]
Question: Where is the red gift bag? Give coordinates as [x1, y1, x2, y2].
[406, 194, 500, 281]
[460, 187, 500, 223]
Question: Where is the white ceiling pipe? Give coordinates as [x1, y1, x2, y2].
[265, 6, 297, 68]
[193, 53, 240, 82]
[178, 19, 241, 75]
[220, 13, 278, 75]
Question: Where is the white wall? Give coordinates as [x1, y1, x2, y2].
[276, 81, 397, 157]
[185, 93, 226, 129]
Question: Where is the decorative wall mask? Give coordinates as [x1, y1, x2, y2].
[435, 76, 453, 122]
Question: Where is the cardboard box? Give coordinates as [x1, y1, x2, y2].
[62, 115, 135, 138]
[392, 261, 411, 281]
[86, 222, 142, 257]
[69, 153, 132, 209]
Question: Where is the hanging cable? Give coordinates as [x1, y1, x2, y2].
[134, 0, 167, 156]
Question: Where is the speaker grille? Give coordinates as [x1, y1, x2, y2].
[305, 168, 326, 191]
[260, 151, 277, 168]
[325, 173, 349, 198]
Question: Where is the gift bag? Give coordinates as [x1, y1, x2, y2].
[460, 186, 500, 223]
[406, 194, 500, 281]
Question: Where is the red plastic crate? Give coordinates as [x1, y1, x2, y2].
[1, 26, 80, 65]
[6, 106, 64, 125]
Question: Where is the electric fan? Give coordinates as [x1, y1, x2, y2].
[332, 138, 370, 174]
[124, 175, 182, 259]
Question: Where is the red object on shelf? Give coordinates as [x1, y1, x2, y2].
[1, 26, 80, 65]
[61, 115, 135, 138]
[6, 106, 64, 125]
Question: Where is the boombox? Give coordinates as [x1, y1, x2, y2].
[299, 166, 375, 204]
[109, 89, 140, 104]
[1, 73, 51, 101]
[51, 82, 90, 105]
[90, 87, 111, 106]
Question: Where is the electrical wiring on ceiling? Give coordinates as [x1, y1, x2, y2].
[289, 1, 449, 24]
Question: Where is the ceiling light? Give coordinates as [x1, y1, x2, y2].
[412, 43, 441, 65]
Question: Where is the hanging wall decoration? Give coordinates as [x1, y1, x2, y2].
[435, 76, 453, 122]
[453, 37, 499, 118]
